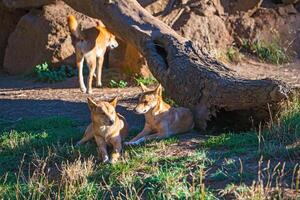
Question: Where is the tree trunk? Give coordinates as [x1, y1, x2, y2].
[5, 0, 291, 129]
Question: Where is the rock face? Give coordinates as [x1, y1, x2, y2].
[2, 0, 300, 75]
[0, 2, 25, 68]
[3, 0, 151, 76]
[282, 0, 299, 4]
[221, 0, 263, 14]
[3, 1, 99, 74]
[228, 5, 300, 57]
[143, 0, 233, 53]
[2, 0, 55, 9]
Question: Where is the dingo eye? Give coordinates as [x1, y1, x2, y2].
[97, 110, 105, 115]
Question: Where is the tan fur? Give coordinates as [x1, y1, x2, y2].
[125, 84, 194, 145]
[68, 15, 118, 94]
[77, 97, 128, 163]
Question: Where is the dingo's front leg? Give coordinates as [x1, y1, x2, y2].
[110, 136, 122, 164]
[76, 124, 94, 146]
[96, 56, 104, 87]
[94, 135, 109, 163]
[86, 57, 97, 94]
[125, 125, 152, 145]
[76, 52, 86, 93]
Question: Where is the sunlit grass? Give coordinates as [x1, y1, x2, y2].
[0, 97, 299, 199]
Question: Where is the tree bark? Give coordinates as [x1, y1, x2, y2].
[5, 0, 291, 129]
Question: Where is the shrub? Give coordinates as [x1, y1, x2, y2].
[31, 62, 76, 83]
[242, 40, 288, 65]
[135, 76, 157, 86]
[226, 46, 243, 63]
[109, 79, 128, 88]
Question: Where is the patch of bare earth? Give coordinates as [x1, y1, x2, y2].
[228, 58, 300, 88]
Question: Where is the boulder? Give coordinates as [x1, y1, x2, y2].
[144, 0, 232, 52]
[3, 1, 99, 74]
[0, 2, 25, 68]
[282, 0, 299, 4]
[229, 7, 300, 57]
[221, 0, 263, 15]
[2, 0, 55, 9]
[172, 12, 232, 52]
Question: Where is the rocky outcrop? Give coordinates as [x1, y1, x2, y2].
[2, 0, 299, 75]
[228, 4, 300, 57]
[3, 0, 152, 76]
[143, 0, 233, 53]
[2, 0, 55, 9]
[0, 2, 25, 68]
[3, 1, 99, 74]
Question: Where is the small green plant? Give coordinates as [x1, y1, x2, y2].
[164, 97, 178, 107]
[226, 46, 242, 63]
[31, 62, 76, 83]
[242, 40, 288, 65]
[135, 76, 157, 86]
[109, 79, 128, 88]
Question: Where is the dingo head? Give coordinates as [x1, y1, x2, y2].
[108, 34, 118, 49]
[134, 84, 163, 114]
[87, 97, 118, 126]
[99, 27, 118, 49]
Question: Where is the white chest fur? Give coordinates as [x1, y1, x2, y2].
[96, 48, 105, 57]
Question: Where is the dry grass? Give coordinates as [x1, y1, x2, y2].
[0, 98, 300, 199]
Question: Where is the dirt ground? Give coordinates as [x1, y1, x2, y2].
[0, 73, 144, 130]
[230, 58, 300, 88]
[1, 58, 300, 128]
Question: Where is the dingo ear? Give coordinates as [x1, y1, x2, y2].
[140, 83, 149, 92]
[87, 97, 97, 111]
[154, 84, 163, 96]
[110, 97, 118, 108]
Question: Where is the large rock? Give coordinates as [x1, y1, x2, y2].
[3, 0, 152, 76]
[2, 0, 55, 9]
[282, 0, 299, 4]
[0, 2, 25, 68]
[228, 7, 300, 57]
[144, 0, 233, 53]
[3, 1, 98, 74]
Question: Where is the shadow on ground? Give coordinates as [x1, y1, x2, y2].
[0, 99, 144, 130]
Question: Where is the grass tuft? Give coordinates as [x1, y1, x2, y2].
[242, 40, 289, 65]
[135, 76, 157, 86]
[109, 79, 128, 88]
[30, 62, 76, 83]
[226, 46, 243, 63]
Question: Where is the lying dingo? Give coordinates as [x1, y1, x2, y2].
[68, 15, 118, 94]
[77, 97, 128, 163]
[125, 84, 194, 145]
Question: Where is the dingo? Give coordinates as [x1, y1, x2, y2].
[77, 97, 128, 163]
[68, 15, 118, 94]
[125, 84, 194, 145]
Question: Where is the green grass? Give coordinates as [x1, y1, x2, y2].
[109, 79, 128, 88]
[242, 40, 289, 65]
[0, 117, 217, 199]
[226, 46, 243, 63]
[30, 62, 77, 83]
[204, 97, 300, 158]
[0, 98, 299, 199]
[135, 76, 157, 86]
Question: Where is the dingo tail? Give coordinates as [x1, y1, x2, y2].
[68, 15, 83, 39]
